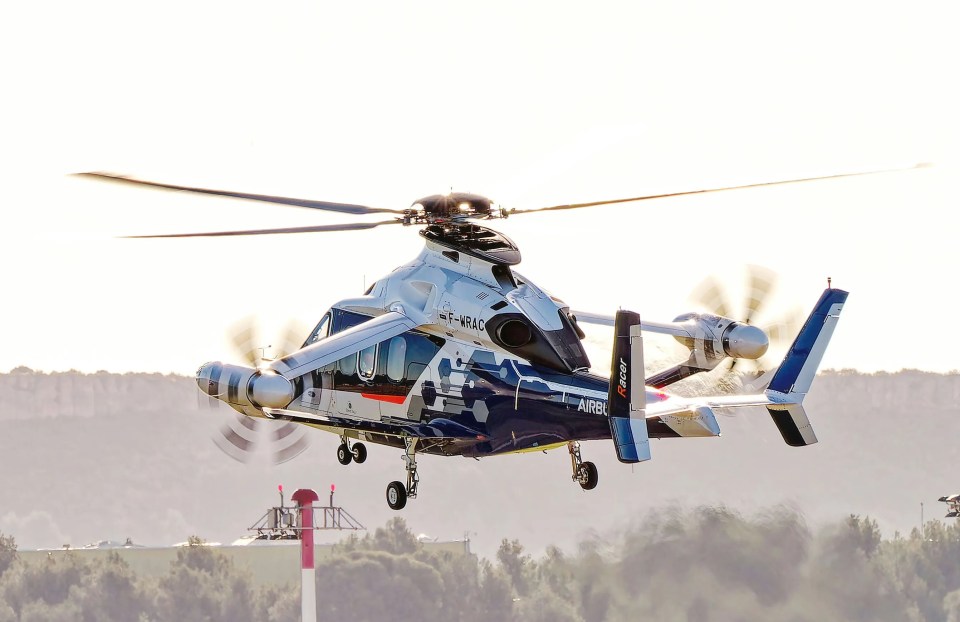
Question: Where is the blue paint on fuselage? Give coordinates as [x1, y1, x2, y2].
[417, 354, 614, 457]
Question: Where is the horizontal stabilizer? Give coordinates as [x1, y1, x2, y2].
[766, 403, 817, 447]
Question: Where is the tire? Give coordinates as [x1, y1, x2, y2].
[577, 461, 599, 490]
[352, 442, 368, 464]
[386, 481, 407, 510]
[337, 443, 352, 465]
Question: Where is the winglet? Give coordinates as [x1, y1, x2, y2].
[608, 310, 651, 463]
[767, 288, 848, 397]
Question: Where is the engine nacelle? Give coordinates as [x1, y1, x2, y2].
[672, 313, 769, 363]
[196, 362, 295, 410]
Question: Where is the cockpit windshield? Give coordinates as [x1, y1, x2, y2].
[304, 312, 331, 346]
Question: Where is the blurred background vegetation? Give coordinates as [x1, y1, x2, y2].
[3, 508, 960, 622]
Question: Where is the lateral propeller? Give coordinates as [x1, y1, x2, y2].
[690, 265, 803, 392]
[207, 316, 311, 464]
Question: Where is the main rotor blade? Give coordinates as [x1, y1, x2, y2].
[122, 219, 402, 238]
[78, 172, 405, 215]
[507, 164, 928, 215]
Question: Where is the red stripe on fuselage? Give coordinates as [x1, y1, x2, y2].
[361, 393, 406, 404]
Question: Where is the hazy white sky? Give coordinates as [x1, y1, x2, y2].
[2, 1, 957, 375]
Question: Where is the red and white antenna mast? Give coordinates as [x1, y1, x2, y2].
[291, 489, 319, 622]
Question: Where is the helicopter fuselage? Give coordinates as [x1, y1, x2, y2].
[199, 223, 724, 458]
[262, 225, 724, 456]
[280, 308, 708, 458]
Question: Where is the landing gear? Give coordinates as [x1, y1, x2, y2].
[386, 481, 407, 510]
[337, 435, 367, 466]
[386, 437, 419, 511]
[577, 461, 599, 490]
[352, 442, 367, 464]
[568, 441, 599, 490]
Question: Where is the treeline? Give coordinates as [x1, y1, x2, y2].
[3, 509, 960, 621]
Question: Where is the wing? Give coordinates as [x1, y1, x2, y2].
[268, 310, 423, 379]
[262, 309, 488, 449]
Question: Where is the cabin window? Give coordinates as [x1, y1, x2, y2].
[337, 353, 356, 377]
[386, 336, 407, 381]
[358, 344, 378, 380]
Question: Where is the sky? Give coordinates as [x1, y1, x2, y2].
[2, 1, 958, 376]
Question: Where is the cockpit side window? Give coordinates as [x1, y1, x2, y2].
[332, 309, 372, 334]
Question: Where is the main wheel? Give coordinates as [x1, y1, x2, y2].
[337, 443, 352, 465]
[386, 481, 407, 510]
[577, 461, 599, 490]
[352, 442, 368, 464]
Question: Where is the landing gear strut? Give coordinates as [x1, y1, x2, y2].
[337, 435, 367, 466]
[568, 441, 598, 490]
[386, 437, 419, 510]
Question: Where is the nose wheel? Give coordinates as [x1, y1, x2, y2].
[386, 437, 419, 510]
[337, 436, 367, 465]
[569, 441, 598, 490]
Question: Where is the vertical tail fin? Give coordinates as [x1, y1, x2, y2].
[608, 310, 651, 463]
[764, 287, 849, 446]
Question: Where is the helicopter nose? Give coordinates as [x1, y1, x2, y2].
[196, 361, 223, 397]
[722, 323, 769, 360]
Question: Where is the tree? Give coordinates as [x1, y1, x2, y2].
[516, 584, 583, 622]
[154, 537, 258, 622]
[497, 538, 533, 597]
[372, 517, 421, 555]
[0, 532, 16, 579]
[315, 550, 443, 622]
[475, 559, 515, 622]
[71, 552, 152, 622]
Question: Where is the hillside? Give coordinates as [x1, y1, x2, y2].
[2, 368, 959, 559]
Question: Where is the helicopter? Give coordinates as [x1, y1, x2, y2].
[939, 494, 960, 518]
[81, 171, 852, 510]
